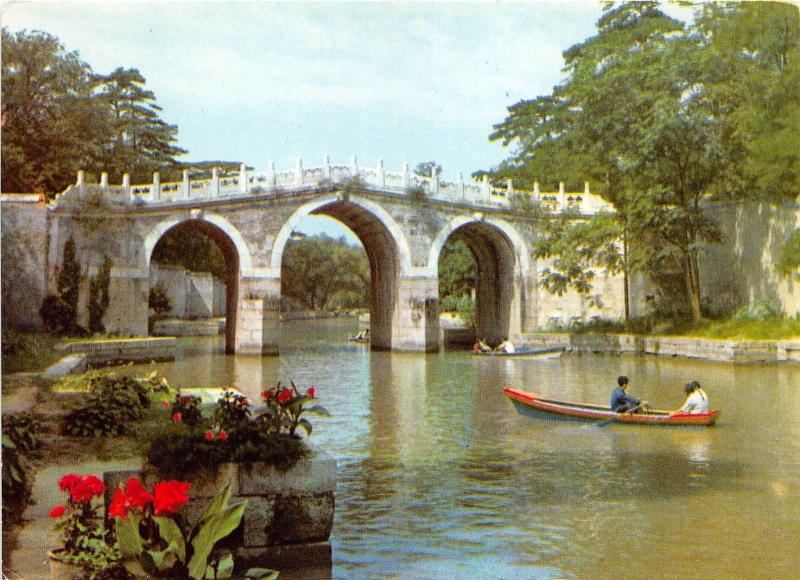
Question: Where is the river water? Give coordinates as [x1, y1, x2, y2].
[129, 319, 800, 579]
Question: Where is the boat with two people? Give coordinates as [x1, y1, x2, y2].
[502, 387, 720, 426]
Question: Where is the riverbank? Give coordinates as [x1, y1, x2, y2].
[523, 332, 800, 364]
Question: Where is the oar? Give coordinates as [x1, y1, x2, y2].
[596, 403, 643, 428]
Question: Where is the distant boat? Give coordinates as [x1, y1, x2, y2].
[472, 347, 563, 359]
[348, 334, 370, 343]
[503, 388, 721, 426]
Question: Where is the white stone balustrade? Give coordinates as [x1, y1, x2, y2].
[57, 158, 612, 215]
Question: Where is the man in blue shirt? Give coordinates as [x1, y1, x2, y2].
[610, 375, 647, 413]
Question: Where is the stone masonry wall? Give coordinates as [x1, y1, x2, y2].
[700, 200, 800, 317]
[1, 196, 49, 330]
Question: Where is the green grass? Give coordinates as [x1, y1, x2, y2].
[1, 329, 62, 374]
[567, 316, 800, 341]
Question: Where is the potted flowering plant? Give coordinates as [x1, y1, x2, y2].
[48, 473, 124, 579]
[109, 476, 272, 579]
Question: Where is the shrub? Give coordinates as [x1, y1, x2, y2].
[148, 281, 173, 317]
[87, 256, 112, 334]
[56, 237, 81, 331]
[62, 372, 163, 437]
[2, 413, 42, 526]
[732, 299, 781, 322]
[40, 294, 74, 335]
[170, 392, 204, 429]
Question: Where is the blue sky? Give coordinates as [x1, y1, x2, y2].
[3, 1, 687, 239]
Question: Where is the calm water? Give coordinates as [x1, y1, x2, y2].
[129, 319, 800, 579]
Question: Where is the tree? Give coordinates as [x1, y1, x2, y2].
[95, 67, 187, 182]
[1, 29, 107, 194]
[1, 29, 188, 195]
[484, 2, 794, 321]
[438, 239, 476, 300]
[281, 234, 369, 311]
[414, 161, 442, 178]
[88, 256, 112, 333]
[151, 227, 227, 279]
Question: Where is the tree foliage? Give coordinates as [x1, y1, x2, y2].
[151, 227, 227, 279]
[484, 1, 799, 320]
[1, 28, 186, 195]
[438, 239, 476, 300]
[281, 234, 370, 311]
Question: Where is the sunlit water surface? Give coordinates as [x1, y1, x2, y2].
[128, 319, 800, 579]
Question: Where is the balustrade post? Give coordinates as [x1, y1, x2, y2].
[402, 163, 410, 188]
[295, 158, 304, 185]
[458, 172, 465, 199]
[377, 159, 385, 188]
[431, 166, 440, 195]
[507, 179, 514, 196]
[559, 181, 565, 206]
[584, 181, 590, 195]
[239, 163, 248, 193]
[182, 170, 190, 198]
[533, 181, 540, 200]
[481, 174, 490, 198]
[267, 161, 276, 189]
[324, 155, 332, 180]
[100, 172, 108, 189]
[122, 174, 131, 204]
[211, 167, 220, 197]
[152, 172, 161, 201]
[76, 170, 85, 196]
[351, 155, 359, 179]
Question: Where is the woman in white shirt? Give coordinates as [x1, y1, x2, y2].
[677, 381, 708, 414]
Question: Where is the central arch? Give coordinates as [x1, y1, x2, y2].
[271, 195, 411, 350]
[145, 216, 244, 353]
[430, 217, 528, 344]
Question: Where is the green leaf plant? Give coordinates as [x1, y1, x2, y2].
[110, 478, 266, 579]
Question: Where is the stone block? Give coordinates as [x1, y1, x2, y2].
[269, 493, 334, 544]
[237, 450, 336, 496]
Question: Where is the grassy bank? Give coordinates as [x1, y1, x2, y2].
[571, 316, 800, 341]
[1, 329, 62, 374]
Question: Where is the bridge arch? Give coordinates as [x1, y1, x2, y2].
[144, 214, 249, 353]
[429, 216, 529, 344]
[270, 194, 412, 350]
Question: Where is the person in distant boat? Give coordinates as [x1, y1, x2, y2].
[495, 339, 515, 354]
[355, 328, 370, 341]
[610, 375, 648, 413]
[675, 380, 708, 414]
[473, 339, 492, 353]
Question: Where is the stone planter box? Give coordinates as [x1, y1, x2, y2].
[103, 445, 336, 572]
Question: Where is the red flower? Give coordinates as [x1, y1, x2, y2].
[205, 431, 214, 441]
[69, 475, 105, 502]
[152, 480, 191, 515]
[218, 430, 228, 441]
[172, 412, 182, 423]
[277, 389, 292, 404]
[306, 386, 317, 398]
[49, 505, 66, 518]
[124, 477, 153, 509]
[108, 487, 128, 519]
[58, 474, 80, 493]
[161, 400, 169, 409]
[261, 390, 272, 400]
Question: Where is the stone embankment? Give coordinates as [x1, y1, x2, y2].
[523, 333, 800, 364]
[42, 337, 177, 377]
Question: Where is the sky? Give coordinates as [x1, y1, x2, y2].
[1, 0, 687, 239]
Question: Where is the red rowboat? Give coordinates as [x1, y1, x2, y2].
[502, 387, 720, 426]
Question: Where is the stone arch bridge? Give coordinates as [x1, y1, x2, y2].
[33, 157, 622, 354]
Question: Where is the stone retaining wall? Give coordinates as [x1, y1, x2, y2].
[103, 445, 336, 573]
[56, 337, 176, 364]
[523, 333, 800, 364]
